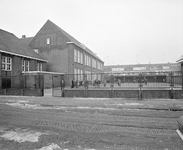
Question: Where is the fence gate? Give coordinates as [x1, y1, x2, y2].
[52, 74, 63, 97]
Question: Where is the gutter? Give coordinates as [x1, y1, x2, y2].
[0, 49, 47, 62]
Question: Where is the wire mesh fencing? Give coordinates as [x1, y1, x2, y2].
[52, 71, 182, 97]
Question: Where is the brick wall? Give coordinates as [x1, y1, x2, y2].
[64, 89, 183, 99]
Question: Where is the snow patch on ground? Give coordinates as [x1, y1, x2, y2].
[5, 102, 41, 109]
[75, 97, 109, 100]
[35, 143, 61, 150]
[124, 103, 144, 106]
[0, 128, 45, 143]
[76, 106, 117, 110]
[105, 103, 144, 106]
[4, 102, 117, 111]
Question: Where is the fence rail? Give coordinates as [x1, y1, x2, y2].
[52, 71, 182, 98]
[53, 71, 182, 89]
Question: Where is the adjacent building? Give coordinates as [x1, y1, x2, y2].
[0, 29, 47, 89]
[104, 63, 181, 73]
[104, 63, 181, 83]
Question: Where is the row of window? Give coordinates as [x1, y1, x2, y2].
[74, 49, 103, 70]
[1, 56, 42, 72]
[74, 68, 83, 81]
[22, 59, 42, 72]
[74, 69, 102, 81]
[74, 49, 83, 64]
[111, 66, 171, 72]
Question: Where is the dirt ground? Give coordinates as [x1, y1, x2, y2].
[0, 95, 183, 150]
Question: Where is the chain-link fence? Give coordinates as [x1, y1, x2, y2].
[52, 71, 182, 97]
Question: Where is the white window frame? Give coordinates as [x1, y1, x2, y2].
[22, 59, 26, 72]
[2, 56, 12, 71]
[77, 50, 80, 63]
[37, 63, 39, 71]
[74, 49, 77, 62]
[36, 62, 42, 71]
[40, 63, 42, 71]
[26, 60, 29, 72]
[2, 56, 6, 70]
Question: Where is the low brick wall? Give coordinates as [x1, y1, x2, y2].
[64, 89, 183, 99]
[0, 88, 43, 96]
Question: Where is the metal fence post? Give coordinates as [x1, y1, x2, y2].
[169, 72, 174, 99]
[84, 74, 88, 97]
[139, 73, 143, 100]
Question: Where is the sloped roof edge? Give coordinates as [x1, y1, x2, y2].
[67, 42, 104, 63]
[46, 20, 103, 62]
[176, 58, 183, 63]
[0, 49, 47, 62]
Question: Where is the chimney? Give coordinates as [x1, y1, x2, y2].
[22, 35, 26, 39]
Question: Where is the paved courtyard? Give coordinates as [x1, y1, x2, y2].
[0, 95, 183, 150]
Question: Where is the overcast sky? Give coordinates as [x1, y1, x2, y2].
[0, 0, 183, 65]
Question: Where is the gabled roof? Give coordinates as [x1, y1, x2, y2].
[0, 29, 47, 62]
[32, 20, 103, 62]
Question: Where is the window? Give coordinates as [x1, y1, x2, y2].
[92, 58, 96, 68]
[26, 61, 29, 72]
[57, 36, 62, 45]
[37, 62, 43, 71]
[2, 56, 12, 71]
[74, 49, 83, 64]
[97, 61, 100, 69]
[88, 57, 91, 66]
[34, 49, 39, 53]
[2, 56, 6, 70]
[77, 51, 80, 63]
[74, 68, 77, 80]
[46, 37, 50, 45]
[85, 55, 87, 65]
[74, 49, 77, 62]
[77, 69, 80, 81]
[40, 63, 42, 71]
[22, 59, 25, 72]
[37, 63, 39, 71]
[80, 52, 83, 64]
[80, 70, 83, 81]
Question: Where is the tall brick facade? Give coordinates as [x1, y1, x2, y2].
[25, 20, 104, 85]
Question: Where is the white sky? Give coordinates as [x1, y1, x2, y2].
[0, 0, 183, 65]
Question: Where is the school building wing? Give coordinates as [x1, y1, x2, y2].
[20, 20, 104, 84]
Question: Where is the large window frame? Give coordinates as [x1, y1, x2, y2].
[2, 56, 12, 71]
[26, 60, 29, 72]
[37, 62, 43, 71]
[22, 59, 26, 72]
